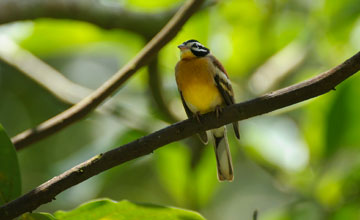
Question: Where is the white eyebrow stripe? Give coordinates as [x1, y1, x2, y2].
[191, 47, 208, 52]
[190, 42, 204, 47]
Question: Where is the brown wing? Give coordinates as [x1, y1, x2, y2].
[211, 55, 229, 78]
[180, 91, 208, 144]
[210, 55, 240, 139]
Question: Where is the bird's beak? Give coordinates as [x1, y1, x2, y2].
[177, 44, 187, 50]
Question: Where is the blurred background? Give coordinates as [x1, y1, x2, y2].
[0, 0, 360, 219]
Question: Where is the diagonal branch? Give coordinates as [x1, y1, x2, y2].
[11, 0, 205, 150]
[1, 51, 359, 220]
[249, 40, 309, 95]
[0, 35, 92, 104]
[0, 35, 156, 132]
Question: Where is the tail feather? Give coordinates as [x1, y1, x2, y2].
[212, 127, 234, 181]
[232, 122, 240, 140]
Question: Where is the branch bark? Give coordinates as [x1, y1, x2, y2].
[11, 0, 205, 150]
[1, 51, 359, 220]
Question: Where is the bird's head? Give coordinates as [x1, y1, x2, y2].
[178, 39, 210, 59]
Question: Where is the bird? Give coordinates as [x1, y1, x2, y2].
[175, 39, 240, 181]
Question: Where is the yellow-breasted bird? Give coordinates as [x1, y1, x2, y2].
[175, 39, 240, 181]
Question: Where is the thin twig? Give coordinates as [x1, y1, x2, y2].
[1, 51, 359, 220]
[253, 210, 258, 220]
[11, 0, 206, 150]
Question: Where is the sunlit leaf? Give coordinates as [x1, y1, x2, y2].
[54, 199, 206, 220]
[124, 0, 181, 10]
[0, 124, 21, 205]
[20, 212, 56, 220]
[20, 20, 143, 56]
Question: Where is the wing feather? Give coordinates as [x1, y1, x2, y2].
[210, 55, 240, 139]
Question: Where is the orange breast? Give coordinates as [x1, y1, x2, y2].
[176, 57, 223, 114]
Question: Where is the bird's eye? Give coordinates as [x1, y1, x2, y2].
[193, 44, 199, 48]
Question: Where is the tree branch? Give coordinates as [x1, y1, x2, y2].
[1, 51, 359, 219]
[11, 0, 205, 150]
[0, 0, 215, 37]
[249, 40, 309, 95]
[0, 35, 92, 104]
[0, 35, 158, 132]
[0, 0, 176, 37]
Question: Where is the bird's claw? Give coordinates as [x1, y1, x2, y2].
[194, 112, 202, 124]
[215, 105, 223, 119]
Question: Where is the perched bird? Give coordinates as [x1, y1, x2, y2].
[175, 39, 240, 181]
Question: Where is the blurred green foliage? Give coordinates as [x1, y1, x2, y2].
[0, 124, 21, 205]
[0, 0, 360, 219]
[20, 199, 205, 220]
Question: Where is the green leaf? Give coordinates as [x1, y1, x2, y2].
[0, 124, 21, 205]
[125, 0, 181, 10]
[20, 20, 143, 56]
[20, 212, 57, 220]
[54, 199, 206, 220]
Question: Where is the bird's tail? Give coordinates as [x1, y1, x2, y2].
[211, 126, 234, 181]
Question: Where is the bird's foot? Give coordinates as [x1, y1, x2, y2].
[194, 112, 202, 124]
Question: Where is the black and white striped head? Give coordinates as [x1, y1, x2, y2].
[178, 39, 210, 58]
